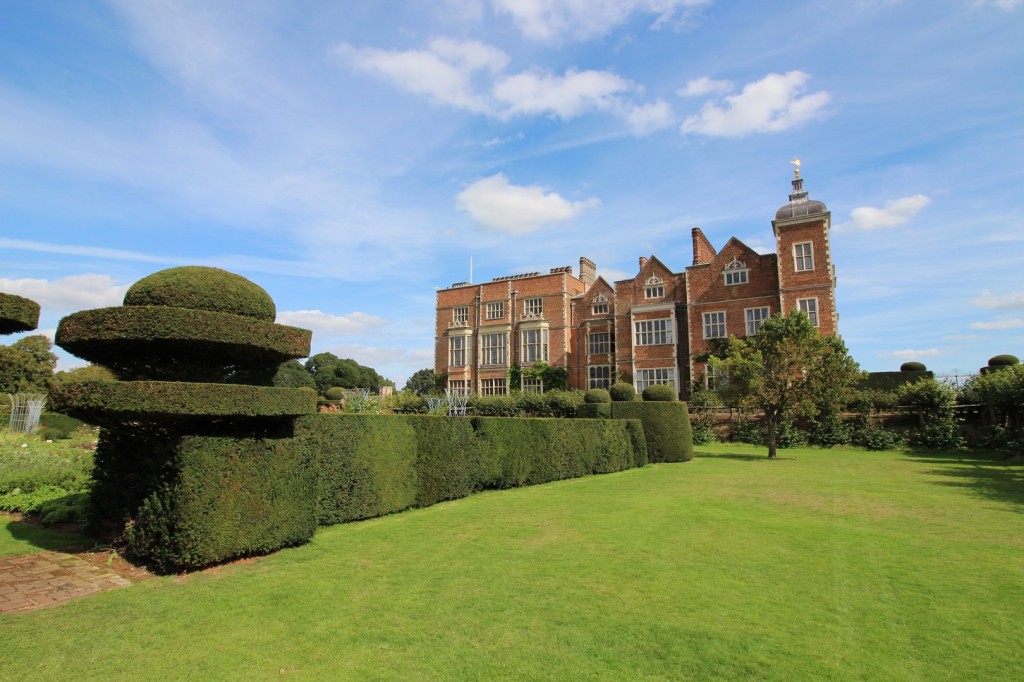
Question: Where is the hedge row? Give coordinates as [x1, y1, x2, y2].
[0, 292, 40, 335]
[49, 380, 316, 426]
[859, 370, 933, 392]
[578, 401, 693, 463]
[56, 306, 311, 383]
[298, 413, 647, 528]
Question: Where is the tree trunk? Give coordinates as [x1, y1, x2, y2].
[766, 415, 777, 459]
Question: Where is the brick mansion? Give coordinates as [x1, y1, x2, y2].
[434, 168, 837, 398]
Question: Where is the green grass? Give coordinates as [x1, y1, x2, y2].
[2, 443, 1022, 680]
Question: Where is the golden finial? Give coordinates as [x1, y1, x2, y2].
[790, 157, 801, 179]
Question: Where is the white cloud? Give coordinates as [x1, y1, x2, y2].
[970, 290, 1024, 310]
[974, 0, 1023, 11]
[493, 69, 632, 119]
[491, 0, 709, 42]
[337, 38, 507, 113]
[680, 71, 831, 137]
[0, 275, 128, 313]
[969, 318, 1024, 330]
[624, 100, 674, 135]
[881, 348, 943, 359]
[838, 195, 931, 231]
[276, 310, 387, 336]
[677, 76, 732, 97]
[456, 173, 600, 234]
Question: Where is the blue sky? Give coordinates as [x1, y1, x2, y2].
[1, 0, 1022, 385]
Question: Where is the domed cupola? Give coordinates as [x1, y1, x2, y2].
[775, 158, 827, 220]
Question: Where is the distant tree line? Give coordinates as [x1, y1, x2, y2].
[274, 353, 394, 394]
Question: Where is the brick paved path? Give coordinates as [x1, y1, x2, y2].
[0, 551, 133, 613]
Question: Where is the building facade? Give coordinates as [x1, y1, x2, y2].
[434, 170, 837, 398]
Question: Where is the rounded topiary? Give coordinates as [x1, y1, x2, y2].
[324, 387, 346, 401]
[988, 354, 1020, 367]
[900, 361, 927, 372]
[642, 384, 677, 401]
[124, 266, 276, 321]
[583, 388, 611, 404]
[609, 382, 637, 402]
[0, 292, 41, 335]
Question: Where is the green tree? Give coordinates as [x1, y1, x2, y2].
[0, 334, 58, 393]
[51, 363, 117, 384]
[404, 368, 446, 396]
[303, 352, 392, 393]
[272, 360, 317, 389]
[962, 364, 1024, 434]
[711, 312, 861, 459]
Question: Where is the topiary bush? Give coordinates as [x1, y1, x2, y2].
[609, 382, 637, 402]
[900, 361, 927, 372]
[989, 354, 1020, 367]
[611, 401, 693, 462]
[584, 388, 611, 404]
[0, 292, 41, 335]
[324, 387, 346, 401]
[641, 384, 676, 402]
[123, 266, 277, 321]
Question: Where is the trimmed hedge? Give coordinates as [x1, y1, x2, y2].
[0, 292, 40, 335]
[56, 306, 312, 383]
[642, 384, 676, 402]
[609, 382, 637, 402]
[611, 401, 694, 462]
[859, 370, 933, 392]
[295, 413, 646, 529]
[989, 354, 1020, 367]
[577, 403, 611, 419]
[124, 266, 277, 321]
[900, 362, 927, 372]
[49, 381, 316, 426]
[584, 388, 611, 404]
[123, 427, 317, 572]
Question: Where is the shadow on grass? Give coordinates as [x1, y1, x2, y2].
[902, 449, 1024, 512]
[2, 513, 95, 555]
[694, 450, 796, 461]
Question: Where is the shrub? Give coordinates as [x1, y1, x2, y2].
[543, 390, 584, 418]
[324, 387, 346, 401]
[584, 389, 611, 404]
[808, 413, 853, 447]
[731, 418, 764, 445]
[852, 421, 906, 451]
[0, 292, 41, 334]
[386, 390, 428, 414]
[37, 413, 85, 440]
[611, 401, 693, 462]
[900, 361, 927, 372]
[988, 354, 1020, 367]
[123, 266, 277, 321]
[609, 382, 637, 402]
[642, 384, 676, 402]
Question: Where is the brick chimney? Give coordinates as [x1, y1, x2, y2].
[639, 256, 649, 270]
[579, 257, 596, 290]
[692, 227, 717, 265]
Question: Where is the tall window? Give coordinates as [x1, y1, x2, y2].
[634, 319, 673, 346]
[480, 332, 507, 366]
[520, 328, 548, 364]
[481, 378, 507, 395]
[592, 295, 609, 315]
[588, 365, 612, 390]
[448, 380, 469, 393]
[521, 377, 543, 393]
[588, 332, 611, 355]
[798, 298, 819, 327]
[449, 336, 467, 367]
[745, 307, 770, 336]
[524, 297, 543, 317]
[636, 368, 676, 393]
[486, 302, 504, 320]
[705, 364, 725, 390]
[703, 311, 726, 339]
[452, 306, 468, 324]
[794, 242, 814, 272]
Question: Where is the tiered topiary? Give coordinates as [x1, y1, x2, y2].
[51, 266, 317, 572]
[0, 292, 40, 335]
[980, 354, 1020, 375]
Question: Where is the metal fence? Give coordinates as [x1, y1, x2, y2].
[7, 393, 46, 433]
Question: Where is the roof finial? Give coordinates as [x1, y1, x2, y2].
[790, 156, 801, 179]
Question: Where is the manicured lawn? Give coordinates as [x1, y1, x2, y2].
[2, 443, 1021, 680]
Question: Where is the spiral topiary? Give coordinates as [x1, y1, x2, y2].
[609, 382, 637, 402]
[642, 384, 676, 401]
[900, 361, 927, 372]
[583, 388, 611, 404]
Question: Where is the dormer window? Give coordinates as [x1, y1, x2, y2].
[644, 275, 664, 299]
[724, 258, 749, 286]
[592, 293, 609, 315]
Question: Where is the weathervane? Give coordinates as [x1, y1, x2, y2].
[790, 157, 801, 179]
